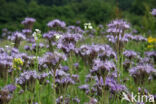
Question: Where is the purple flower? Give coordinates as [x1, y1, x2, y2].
[123, 50, 138, 59]
[3, 84, 16, 93]
[73, 63, 79, 68]
[72, 97, 80, 103]
[57, 33, 82, 54]
[91, 59, 116, 76]
[8, 32, 26, 48]
[21, 17, 36, 25]
[0, 48, 4, 53]
[22, 29, 32, 34]
[79, 84, 89, 92]
[0, 89, 12, 104]
[16, 70, 39, 90]
[47, 19, 66, 28]
[39, 52, 66, 71]
[132, 35, 147, 42]
[129, 64, 155, 85]
[67, 25, 84, 34]
[151, 9, 156, 16]
[107, 19, 130, 34]
[105, 77, 126, 93]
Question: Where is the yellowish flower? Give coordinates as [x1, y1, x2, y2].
[147, 36, 156, 43]
[147, 45, 154, 49]
[12, 58, 23, 70]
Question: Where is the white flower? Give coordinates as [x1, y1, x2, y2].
[55, 33, 62, 39]
[88, 25, 93, 29]
[84, 22, 93, 29]
[35, 29, 41, 34]
[32, 32, 38, 40]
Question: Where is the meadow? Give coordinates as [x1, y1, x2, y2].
[0, 9, 156, 104]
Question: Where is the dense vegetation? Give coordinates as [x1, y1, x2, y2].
[0, 0, 156, 35]
[0, 1, 156, 104]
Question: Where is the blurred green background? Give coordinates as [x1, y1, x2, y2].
[0, 0, 156, 35]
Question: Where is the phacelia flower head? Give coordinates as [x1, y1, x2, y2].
[91, 59, 116, 77]
[129, 64, 155, 85]
[8, 32, 26, 48]
[123, 50, 138, 60]
[16, 70, 39, 90]
[47, 19, 66, 28]
[2, 84, 16, 93]
[21, 17, 36, 29]
[39, 52, 66, 71]
[107, 19, 130, 34]
[151, 9, 156, 16]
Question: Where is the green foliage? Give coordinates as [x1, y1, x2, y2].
[0, 0, 156, 36]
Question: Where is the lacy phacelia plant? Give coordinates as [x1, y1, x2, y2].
[77, 44, 116, 66]
[57, 33, 82, 55]
[129, 64, 155, 85]
[90, 59, 116, 79]
[145, 51, 156, 64]
[67, 26, 84, 34]
[39, 52, 66, 71]
[123, 50, 138, 60]
[0, 53, 13, 79]
[47, 19, 66, 30]
[16, 70, 39, 91]
[21, 17, 36, 29]
[43, 31, 61, 51]
[151, 9, 156, 17]
[21, 17, 36, 39]
[8, 32, 26, 48]
[0, 84, 16, 104]
[106, 19, 130, 54]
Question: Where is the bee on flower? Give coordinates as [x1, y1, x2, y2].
[12, 58, 23, 70]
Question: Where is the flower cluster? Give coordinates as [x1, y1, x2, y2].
[47, 19, 66, 29]
[90, 59, 116, 77]
[57, 33, 82, 54]
[21, 17, 36, 39]
[43, 31, 62, 51]
[77, 44, 116, 66]
[16, 70, 39, 90]
[151, 9, 156, 16]
[67, 26, 84, 34]
[1, 28, 12, 38]
[123, 50, 138, 60]
[12, 58, 23, 70]
[129, 64, 155, 85]
[0, 53, 13, 79]
[8, 32, 26, 48]
[39, 52, 66, 71]
[107, 19, 130, 34]
[21, 17, 36, 29]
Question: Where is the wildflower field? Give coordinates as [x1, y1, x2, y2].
[0, 5, 156, 104]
